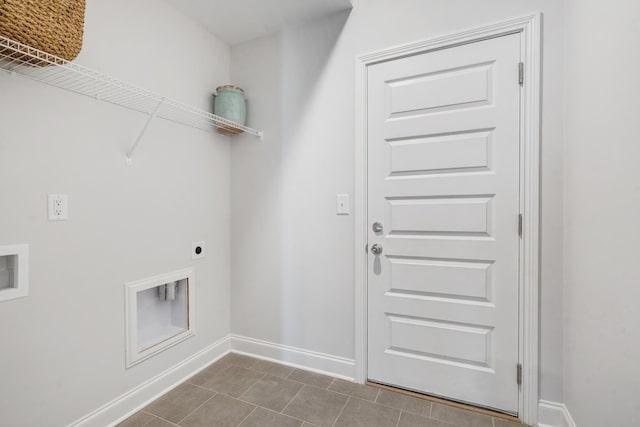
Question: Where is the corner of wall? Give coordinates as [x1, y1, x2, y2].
[70, 337, 231, 427]
[538, 400, 577, 427]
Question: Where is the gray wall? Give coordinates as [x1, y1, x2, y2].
[230, 0, 566, 404]
[10, 1, 638, 423]
[563, 0, 640, 425]
[0, 0, 231, 424]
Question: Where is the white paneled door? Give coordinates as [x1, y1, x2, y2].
[367, 34, 521, 414]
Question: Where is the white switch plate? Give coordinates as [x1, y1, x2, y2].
[48, 194, 69, 221]
[336, 194, 350, 215]
[192, 241, 206, 259]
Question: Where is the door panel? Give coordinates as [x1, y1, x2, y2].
[387, 130, 492, 175]
[388, 196, 493, 235]
[387, 62, 493, 116]
[387, 257, 492, 301]
[386, 314, 493, 366]
[367, 34, 521, 414]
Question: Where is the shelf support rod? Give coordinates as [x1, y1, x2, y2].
[126, 99, 164, 164]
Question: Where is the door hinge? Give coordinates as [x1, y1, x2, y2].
[518, 214, 523, 238]
[517, 363, 523, 385]
[518, 62, 524, 86]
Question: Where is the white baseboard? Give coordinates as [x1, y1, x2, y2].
[229, 334, 356, 381]
[69, 336, 231, 427]
[70, 334, 354, 427]
[538, 400, 577, 427]
[69, 333, 575, 427]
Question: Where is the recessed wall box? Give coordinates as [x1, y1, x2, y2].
[125, 268, 194, 368]
[0, 244, 29, 302]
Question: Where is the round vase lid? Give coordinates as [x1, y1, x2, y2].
[215, 85, 244, 94]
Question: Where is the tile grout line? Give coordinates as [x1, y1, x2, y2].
[139, 411, 170, 427]
[188, 382, 217, 393]
[282, 374, 335, 390]
[281, 383, 308, 415]
[331, 396, 351, 427]
[285, 369, 335, 390]
[309, 383, 354, 400]
[179, 362, 267, 425]
[245, 404, 308, 426]
[142, 412, 180, 427]
[233, 389, 302, 416]
[232, 383, 366, 425]
[237, 372, 267, 401]
[372, 397, 409, 412]
[145, 356, 474, 427]
[194, 389, 315, 426]
[235, 406, 258, 427]
[237, 365, 376, 404]
[372, 382, 510, 425]
[288, 416, 309, 426]
[175, 392, 217, 425]
[372, 392, 432, 420]
[395, 410, 402, 427]
[225, 364, 423, 422]
[246, 358, 296, 378]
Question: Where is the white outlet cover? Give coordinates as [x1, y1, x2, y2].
[48, 194, 69, 221]
[192, 241, 205, 259]
[336, 194, 350, 215]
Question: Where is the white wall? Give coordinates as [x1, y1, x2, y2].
[563, 1, 640, 425]
[230, 0, 565, 403]
[0, 0, 231, 425]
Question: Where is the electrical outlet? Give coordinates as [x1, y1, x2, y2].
[48, 194, 69, 221]
[192, 241, 205, 259]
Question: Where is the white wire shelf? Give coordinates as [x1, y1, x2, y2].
[0, 35, 262, 162]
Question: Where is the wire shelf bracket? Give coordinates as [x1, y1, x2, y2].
[0, 36, 263, 164]
[125, 99, 164, 165]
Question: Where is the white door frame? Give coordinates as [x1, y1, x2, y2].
[354, 13, 542, 424]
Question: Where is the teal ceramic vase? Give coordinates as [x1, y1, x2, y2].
[213, 85, 247, 135]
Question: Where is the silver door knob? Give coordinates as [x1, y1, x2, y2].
[371, 244, 383, 255]
[372, 222, 384, 233]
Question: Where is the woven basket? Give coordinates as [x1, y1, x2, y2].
[0, 0, 86, 65]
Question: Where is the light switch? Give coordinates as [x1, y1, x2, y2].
[336, 194, 350, 215]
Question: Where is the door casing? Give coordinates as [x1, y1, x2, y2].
[353, 13, 542, 425]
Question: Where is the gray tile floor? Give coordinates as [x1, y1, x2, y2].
[118, 353, 526, 427]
